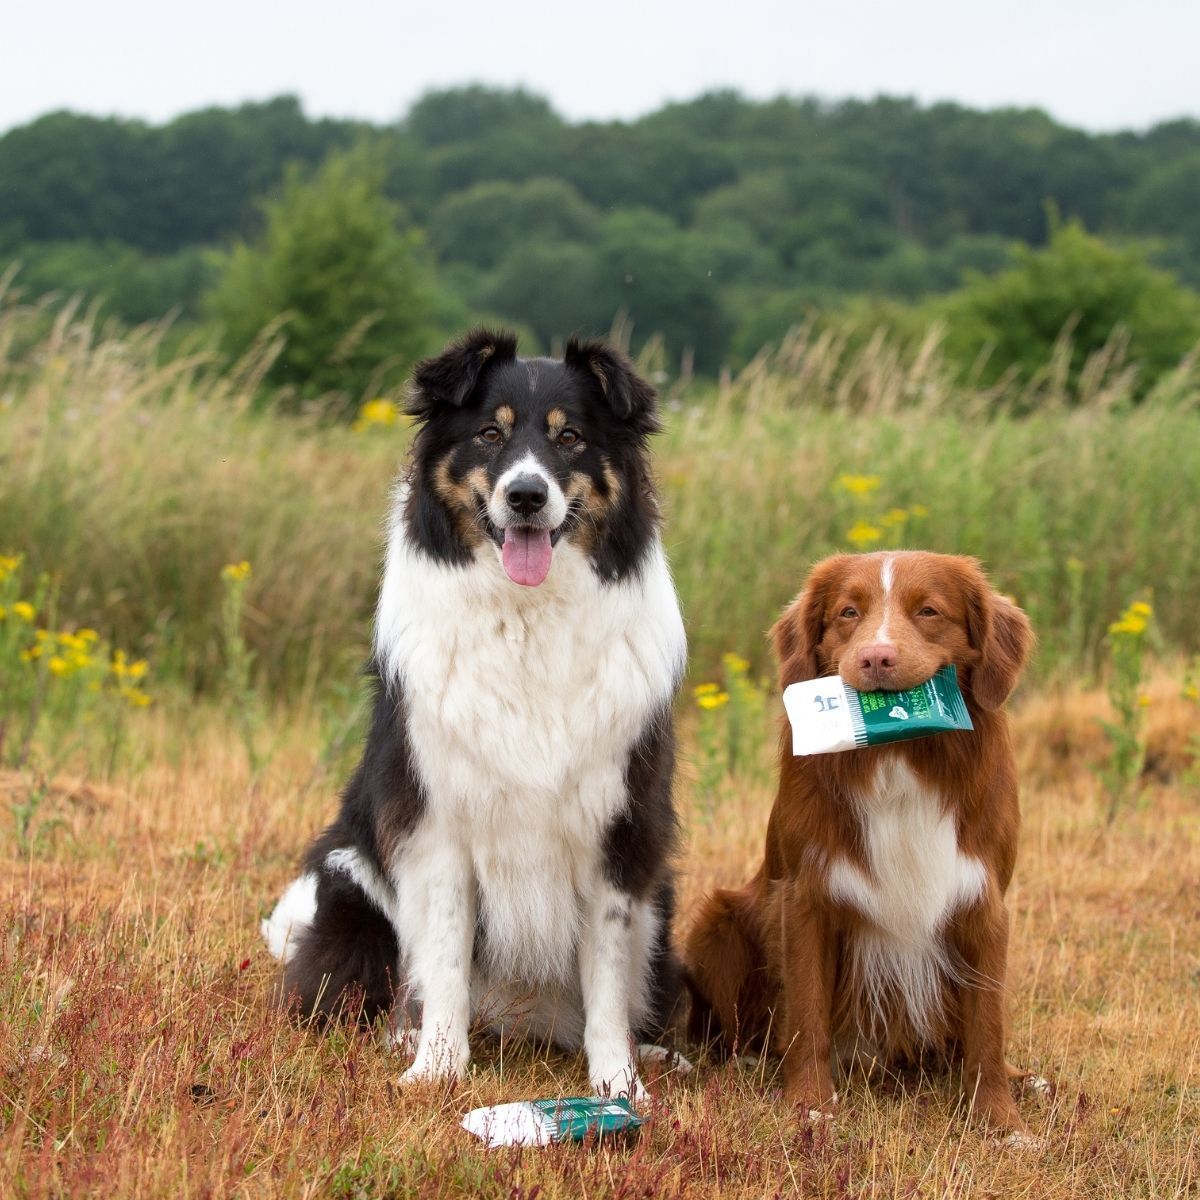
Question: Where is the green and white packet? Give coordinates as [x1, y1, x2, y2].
[461, 1097, 642, 1148]
[783, 665, 973, 756]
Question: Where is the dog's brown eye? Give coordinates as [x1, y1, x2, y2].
[917, 606, 939, 618]
[558, 429, 581, 447]
[478, 426, 503, 444]
[840, 606, 859, 619]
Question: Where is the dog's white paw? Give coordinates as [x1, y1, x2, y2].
[399, 1040, 468, 1086]
[590, 1063, 648, 1107]
[637, 1043, 694, 1075]
[1022, 1074, 1052, 1097]
[1002, 1130, 1046, 1151]
[380, 1022, 420, 1057]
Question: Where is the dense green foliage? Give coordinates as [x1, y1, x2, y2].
[3, 87, 1200, 387]
[932, 218, 1200, 391]
[206, 148, 457, 407]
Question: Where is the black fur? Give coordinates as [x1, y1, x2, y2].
[604, 705, 678, 898]
[282, 668, 424, 1021]
[638, 879, 683, 1043]
[605, 705, 683, 1042]
[282, 868, 399, 1024]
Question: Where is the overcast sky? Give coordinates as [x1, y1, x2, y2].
[4, 0, 1197, 134]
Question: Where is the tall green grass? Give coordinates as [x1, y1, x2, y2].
[1, 296, 1197, 697]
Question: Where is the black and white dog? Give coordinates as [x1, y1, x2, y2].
[263, 330, 686, 1101]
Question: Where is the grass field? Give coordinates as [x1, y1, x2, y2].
[2, 302, 1199, 695]
[2, 295, 1199, 1196]
[2, 678, 1198, 1198]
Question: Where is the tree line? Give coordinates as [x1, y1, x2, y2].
[2, 87, 1199, 394]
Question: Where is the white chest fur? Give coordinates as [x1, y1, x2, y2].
[827, 758, 987, 1038]
[373, 507, 686, 981]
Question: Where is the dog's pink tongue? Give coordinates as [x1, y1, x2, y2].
[502, 527, 553, 587]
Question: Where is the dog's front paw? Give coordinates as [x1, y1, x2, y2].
[399, 1038, 468, 1086]
[637, 1043, 694, 1075]
[380, 1021, 419, 1057]
[590, 1062, 648, 1107]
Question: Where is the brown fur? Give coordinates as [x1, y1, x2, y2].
[684, 552, 1035, 1131]
[432, 457, 489, 547]
[546, 407, 567, 438]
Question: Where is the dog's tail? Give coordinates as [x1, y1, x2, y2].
[682, 882, 770, 1056]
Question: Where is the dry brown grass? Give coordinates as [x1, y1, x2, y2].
[2, 679, 1198, 1198]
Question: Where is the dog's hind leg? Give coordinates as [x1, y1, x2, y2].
[279, 867, 400, 1025]
[682, 884, 769, 1056]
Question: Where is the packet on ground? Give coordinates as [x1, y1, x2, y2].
[782, 664, 973, 756]
[461, 1097, 643, 1148]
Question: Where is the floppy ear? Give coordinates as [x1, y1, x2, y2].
[771, 558, 849, 687]
[408, 328, 518, 419]
[964, 572, 1034, 711]
[563, 337, 660, 436]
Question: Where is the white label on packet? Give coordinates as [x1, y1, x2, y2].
[782, 675, 866, 756]
[461, 1102, 558, 1148]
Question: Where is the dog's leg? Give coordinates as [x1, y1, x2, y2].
[394, 833, 474, 1084]
[682, 884, 766, 1055]
[775, 887, 838, 1116]
[953, 902, 1025, 1133]
[579, 883, 645, 1104]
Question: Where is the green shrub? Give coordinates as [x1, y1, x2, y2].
[205, 145, 460, 413]
[932, 218, 1200, 396]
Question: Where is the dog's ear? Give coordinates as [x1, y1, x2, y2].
[771, 557, 850, 687]
[563, 337, 660, 436]
[408, 328, 517, 419]
[963, 563, 1034, 710]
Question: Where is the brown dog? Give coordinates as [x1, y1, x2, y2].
[684, 551, 1034, 1131]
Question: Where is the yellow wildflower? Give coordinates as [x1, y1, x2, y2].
[221, 561, 252, 583]
[1108, 615, 1147, 637]
[880, 508, 908, 529]
[120, 685, 153, 708]
[352, 398, 400, 432]
[0, 606, 5, 620]
[48, 655, 73, 678]
[0, 553, 22, 581]
[1128, 601, 1152, 619]
[77, 628, 99, 644]
[1137, 694, 1151, 708]
[21, 646, 42, 661]
[126, 659, 148, 680]
[846, 520, 883, 547]
[722, 652, 750, 674]
[693, 682, 720, 697]
[11, 601, 35, 622]
[836, 473, 882, 497]
[697, 691, 730, 711]
[1183, 684, 1199, 702]
[910, 504, 930, 519]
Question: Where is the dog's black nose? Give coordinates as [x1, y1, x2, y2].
[506, 475, 548, 516]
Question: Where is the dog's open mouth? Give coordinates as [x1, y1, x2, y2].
[485, 520, 564, 588]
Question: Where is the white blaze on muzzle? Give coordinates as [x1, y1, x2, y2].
[488, 454, 568, 588]
[871, 553, 898, 645]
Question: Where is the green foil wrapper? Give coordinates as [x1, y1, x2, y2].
[783, 665, 973, 755]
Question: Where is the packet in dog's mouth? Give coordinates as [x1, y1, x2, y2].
[461, 1097, 642, 1148]
[783, 664, 973, 756]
